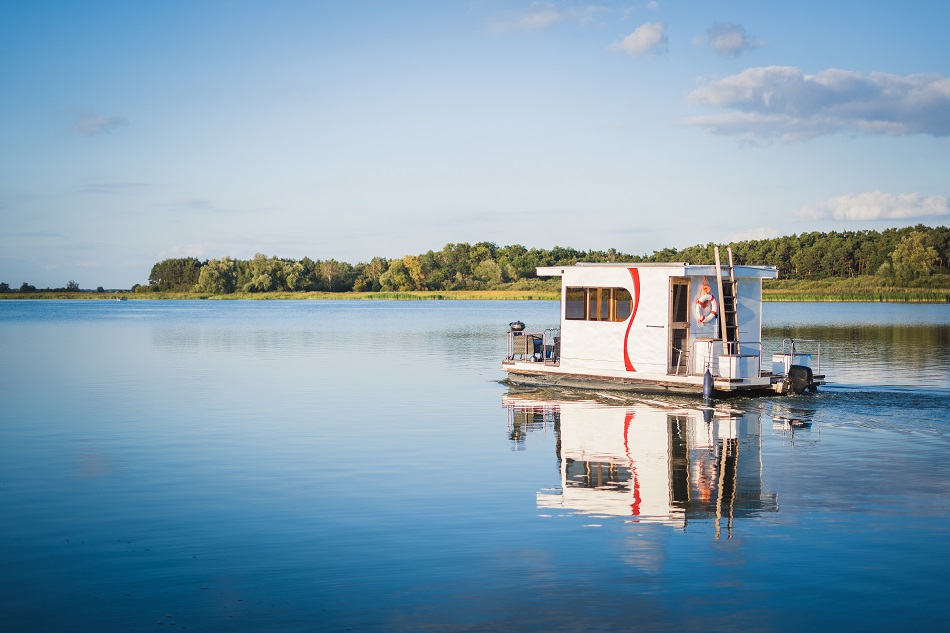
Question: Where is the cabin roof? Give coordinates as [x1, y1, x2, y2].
[536, 262, 778, 279]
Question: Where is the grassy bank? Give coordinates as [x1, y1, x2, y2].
[1, 289, 561, 301]
[5, 276, 950, 302]
[762, 277, 950, 302]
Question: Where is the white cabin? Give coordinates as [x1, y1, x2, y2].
[502, 259, 823, 396]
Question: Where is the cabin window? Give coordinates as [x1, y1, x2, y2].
[589, 289, 603, 321]
[565, 287, 633, 322]
[615, 288, 633, 320]
[565, 287, 587, 319]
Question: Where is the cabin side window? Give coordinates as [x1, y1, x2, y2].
[565, 287, 633, 322]
[614, 288, 633, 321]
[565, 287, 587, 319]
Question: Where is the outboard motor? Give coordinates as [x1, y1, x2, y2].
[784, 365, 814, 395]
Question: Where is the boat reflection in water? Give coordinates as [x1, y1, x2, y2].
[505, 391, 780, 539]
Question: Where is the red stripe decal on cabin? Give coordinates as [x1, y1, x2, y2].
[624, 268, 640, 371]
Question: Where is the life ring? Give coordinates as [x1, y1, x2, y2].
[695, 293, 718, 325]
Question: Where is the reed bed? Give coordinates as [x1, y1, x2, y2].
[762, 291, 950, 302]
[762, 276, 950, 303]
[2, 290, 559, 301]
[7, 277, 950, 302]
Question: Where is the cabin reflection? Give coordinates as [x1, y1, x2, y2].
[505, 394, 777, 536]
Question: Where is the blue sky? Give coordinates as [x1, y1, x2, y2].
[2, 1, 948, 288]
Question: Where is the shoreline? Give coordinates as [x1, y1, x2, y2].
[3, 288, 950, 303]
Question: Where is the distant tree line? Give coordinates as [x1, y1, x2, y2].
[663, 225, 950, 283]
[0, 280, 103, 293]
[4, 225, 947, 295]
[146, 244, 620, 294]
[135, 225, 950, 294]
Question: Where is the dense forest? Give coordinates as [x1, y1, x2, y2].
[3, 225, 948, 295]
[136, 225, 950, 295]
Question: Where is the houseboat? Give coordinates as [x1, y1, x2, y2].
[502, 248, 824, 397]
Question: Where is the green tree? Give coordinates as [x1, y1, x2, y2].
[544, 245, 586, 266]
[928, 225, 950, 269]
[286, 257, 319, 291]
[496, 244, 533, 281]
[379, 258, 413, 291]
[195, 257, 238, 294]
[378, 255, 427, 291]
[891, 231, 938, 283]
[318, 259, 354, 292]
[149, 257, 203, 291]
[404, 255, 427, 290]
[418, 250, 445, 289]
[353, 257, 389, 292]
[473, 259, 503, 287]
[66, 280, 80, 292]
[243, 254, 286, 292]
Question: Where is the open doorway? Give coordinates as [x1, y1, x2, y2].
[669, 278, 689, 374]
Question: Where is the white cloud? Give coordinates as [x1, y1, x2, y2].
[610, 22, 668, 57]
[796, 191, 950, 221]
[487, 2, 606, 33]
[685, 66, 950, 142]
[727, 227, 780, 242]
[698, 22, 761, 57]
[572, 4, 608, 25]
[647, 1, 659, 10]
[520, 2, 562, 30]
[73, 113, 127, 136]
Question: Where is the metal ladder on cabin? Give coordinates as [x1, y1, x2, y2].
[714, 246, 740, 354]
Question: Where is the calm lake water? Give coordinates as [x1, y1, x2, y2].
[2, 300, 949, 632]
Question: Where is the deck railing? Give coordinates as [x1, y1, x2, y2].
[781, 338, 822, 376]
[507, 328, 560, 364]
[725, 340, 764, 377]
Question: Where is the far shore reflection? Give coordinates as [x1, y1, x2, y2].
[505, 391, 782, 538]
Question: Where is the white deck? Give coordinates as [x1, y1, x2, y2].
[502, 357, 774, 394]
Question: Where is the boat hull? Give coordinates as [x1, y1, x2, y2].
[502, 363, 777, 397]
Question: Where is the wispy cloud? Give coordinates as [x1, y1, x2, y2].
[610, 22, 668, 57]
[73, 113, 127, 136]
[796, 191, 950, 221]
[169, 199, 220, 213]
[520, 2, 561, 30]
[78, 182, 149, 194]
[488, 2, 607, 34]
[685, 66, 950, 142]
[166, 198, 261, 216]
[10, 230, 66, 240]
[694, 22, 762, 57]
